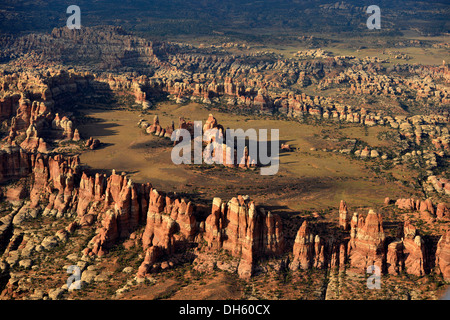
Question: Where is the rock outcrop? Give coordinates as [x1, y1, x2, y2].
[347, 210, 386, 271]
[29, 153, 80, 215]
[82, 171, 151, 256]
[137, 190, 196, 278]
[401, 220, 427, 276]
[141, 189, 197, 252]
[290, 219, 347, 271]
[1, 151, 449, 283]
[146, 113, 257, 170]
[436, 203, 449, 220]
[0, 145, 33, 183]
[202, 196, 284, 278]
[338, 200, 350, 230]
[395, 198, 450, 222]
[291, 221, 316, 270]
[85, 137, 100, 150]
[435, 229, 450, 281]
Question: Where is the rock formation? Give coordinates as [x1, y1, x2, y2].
[0, 150, 448, 283]
[401, 220, 427, 276]
[436, 203, 449, 220]
[395, 198, 450, 222]
[136, 190, 196, 277]
[347, 210, 386, 271]
[0, 145, 33, 183]
[82, 171, 152, 256]
[202, 196, 284, 278]
[85, 137, 100, 150]
[435, 229, 450, 281]
[291, 221, 315, 270]
[338, 200, 350, 230]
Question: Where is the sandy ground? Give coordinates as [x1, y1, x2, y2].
[76, 102, 416, 213]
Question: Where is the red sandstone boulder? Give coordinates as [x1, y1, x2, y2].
[80, 213, 96, 226]
[146, 115, 163, 135]
[76, 172, 96, 217]
[419, 199, 435, 215]
[203, 113, 218, 132]
[204, 197, 225, 250]
[280, 143, 292, 152]
[66, 221, 78, 233]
